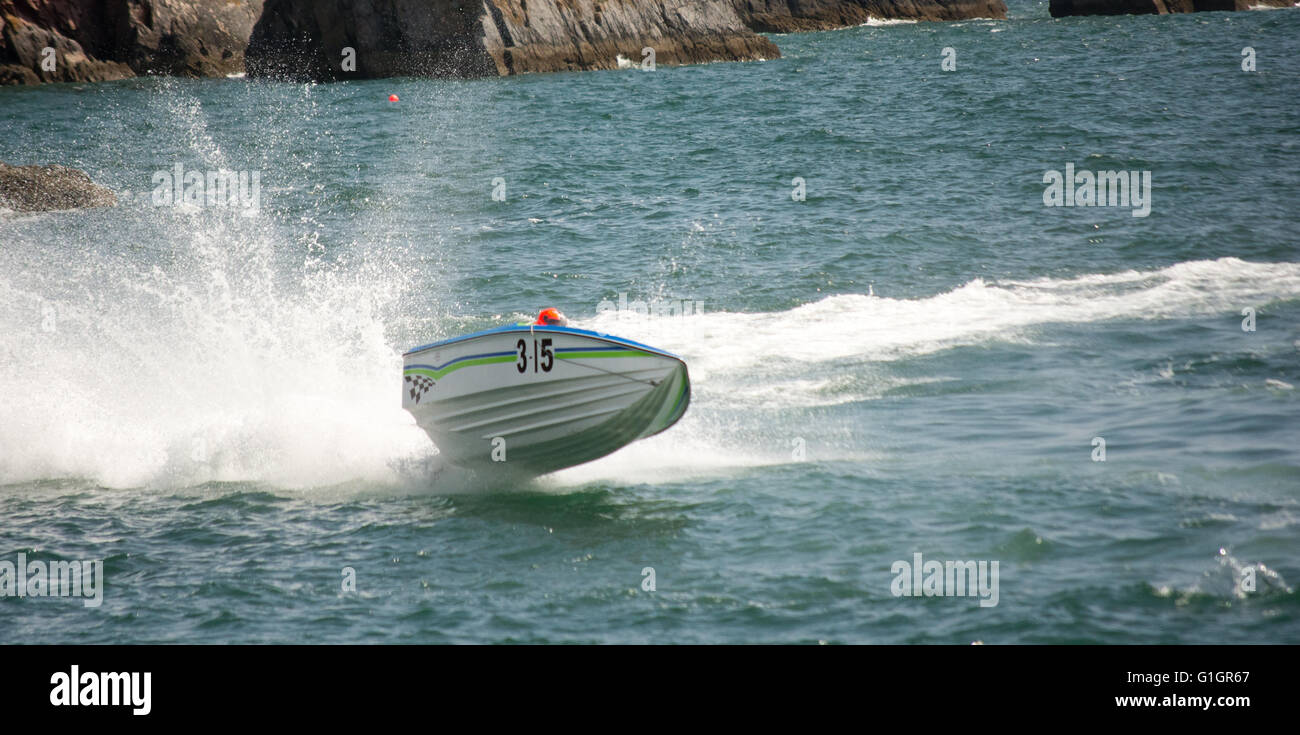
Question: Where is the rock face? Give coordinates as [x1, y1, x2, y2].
[0, 2, 132, 84]
[733, 0, 1007, 32]
[0, 0, 263, 85]
[480, 0, 779, 75]
[94, 0, 264, 78]
[246, 0, 780, 80]
[0, 162, 117, 212]
[1049, 0, 1293, 16]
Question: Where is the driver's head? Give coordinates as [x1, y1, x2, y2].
[536, 307, 567, 326]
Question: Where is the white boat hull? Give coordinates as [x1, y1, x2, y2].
[403, 325, 690, 475]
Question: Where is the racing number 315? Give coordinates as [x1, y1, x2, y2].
[517, 338, 554, 373]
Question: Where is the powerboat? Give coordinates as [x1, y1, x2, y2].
[402, 311, 690, 475]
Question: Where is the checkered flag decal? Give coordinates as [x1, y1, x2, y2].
[405, 374, 435, 404]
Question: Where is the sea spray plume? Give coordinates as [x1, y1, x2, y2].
[0, 204, 432, 489]
[0, 80, 435, 490]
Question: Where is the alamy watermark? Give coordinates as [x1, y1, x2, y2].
[616, 47, 655, 71]
[1241, 307, 1256, 332]
[1043, 163, 1150, 218]
[0, 552, 103, 607]
[50, 666, 150, 715]
[597, 292, 705, 320]
[941, 47, 956, 72]
[151, 163, 260, 212]
[891, 552, 999, 607]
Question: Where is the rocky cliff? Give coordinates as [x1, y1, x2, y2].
[733, 0, 1006, 32]
[1, 0, 263, 85]
[245, 0, 780, 80]
[1049, 0, 1293, 16]
[0, 0, 1032, 85]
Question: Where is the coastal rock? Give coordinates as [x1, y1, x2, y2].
[1048, 0, 1294, 16]
[0, 162, 117, 212]
[246, 0, 780, 80]
[733, 0, 1007, 32]
[0, 3, 133, 84]
[95, 0, 264, 78]
[0, 0, 262, 85]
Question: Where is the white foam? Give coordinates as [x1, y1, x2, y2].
[583, 258, 1300, 381]
[0, 224, 433, 489]
[860, 18, 919, 27]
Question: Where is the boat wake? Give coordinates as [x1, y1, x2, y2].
[551, 257, 1300, 485]
[587, 257, 1300, 403]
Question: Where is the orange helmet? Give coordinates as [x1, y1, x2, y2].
[535, 307, 568, 326]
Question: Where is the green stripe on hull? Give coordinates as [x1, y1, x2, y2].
[671, 376, 688, 414]
[404, 355, 516, 380]
[646, 372, 690, 436]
